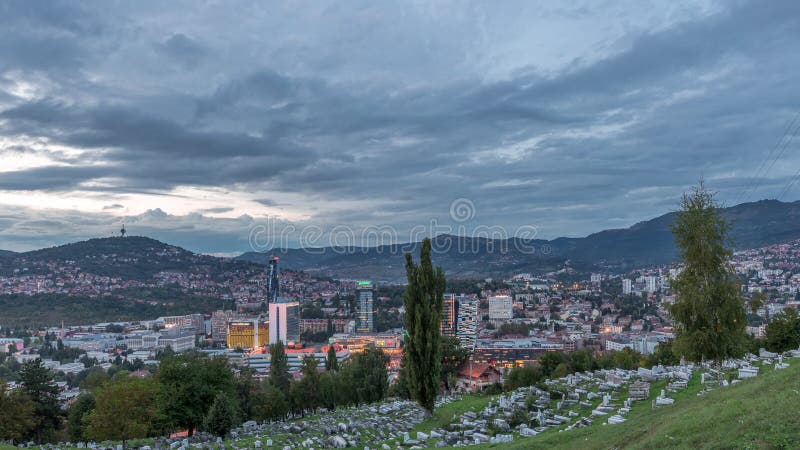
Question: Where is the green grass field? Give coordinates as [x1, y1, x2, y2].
[460, 360, 800, 449]
[413, 394, 494, 435]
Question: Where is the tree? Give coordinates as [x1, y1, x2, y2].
[80, 366, 110, 392]
[764, 308, 800, 353]
[318, 372, 338, 410]
[538, 351, 564, 377]
[439, 336, 469, 391]
[290, 356, 321, 415]
[345, 347, 389, 405]
[669, 183, 746, 383]
[86, 377, 160, 445]
[19, 359, 61, 442]
[269, 341, 290, 394]
[157, 354, 236, 436]
[402, 237, 445, 413]
[235, 368, 259, 421]
[0, 382, 35, 442]
[67, 393, 96, 442]
[504, 366, 543, 390]
[646, 341, 679, 367]
[389, 355, 411, 400]
[201, 393, 238, 437]
[251, 380, 289, 421]
[326, 345, 339, 372]
[750, 292, 767, 318]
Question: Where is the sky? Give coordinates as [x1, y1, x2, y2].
[1, 0, 800, 255]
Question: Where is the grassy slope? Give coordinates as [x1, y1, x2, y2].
[413, 395, 494, 435]
[467, 360, 800, 450]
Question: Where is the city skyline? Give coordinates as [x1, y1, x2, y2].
[2, 1, 800, 254]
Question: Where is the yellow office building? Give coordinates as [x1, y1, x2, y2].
[226, 320, 269, 350]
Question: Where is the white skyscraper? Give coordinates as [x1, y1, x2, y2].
[269, 299, 300, 344]
[644, 276, 658, 293]
[622, 278, 632, 295]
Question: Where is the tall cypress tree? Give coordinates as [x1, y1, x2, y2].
[325, 345, 338, 371]
[403, 238, 445, 414]
[669, 183, 746, 383]
[269, 341, 290, 394]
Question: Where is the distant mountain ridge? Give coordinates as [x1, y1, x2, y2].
[236, 199, 800, 281]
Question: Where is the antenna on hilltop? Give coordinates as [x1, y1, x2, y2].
[120, 223, 126, 238]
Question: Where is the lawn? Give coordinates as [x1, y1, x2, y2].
[412, 394, 494, 435]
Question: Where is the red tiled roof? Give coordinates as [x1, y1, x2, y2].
[457, 361, 499, 379]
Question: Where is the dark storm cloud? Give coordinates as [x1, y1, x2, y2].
[1, 0, 800, 253]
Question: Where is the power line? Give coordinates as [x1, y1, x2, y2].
[776, 125, 800, 200]
[736, 112, 799, 204]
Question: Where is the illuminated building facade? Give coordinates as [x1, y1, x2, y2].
[226, 320, 269, 350]
[356, 281, 375, 334]
[441, 293, 458, 336]
[456, 296, 478, 350]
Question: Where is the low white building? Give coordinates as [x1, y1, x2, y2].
[488, 295, 513, 320]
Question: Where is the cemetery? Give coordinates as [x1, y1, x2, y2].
[5, 350, 797, 450]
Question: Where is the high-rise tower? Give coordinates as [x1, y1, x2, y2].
[355, 281, 375, 334]
[266, 256, 280, 304]
[269, 298, 300, 344]
[441, 293, 458, 336]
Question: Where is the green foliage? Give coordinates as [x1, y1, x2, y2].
[504, 365, 544, 391]
[0, 382, 36, 442]
[325, 345, 339, 372]
[508, 407, 528, 428]
[538, 351, 565, 377]
[342, 347, 390, 405]
[0, 292, 224, 328]
[235, 368, 259, 421]
[764, 308, 800, 353]
[157, 354, 236, 436]
[440, 336, 470, 390]
[201, 393, 239, 437]
[669, 183, 746, 370]
[388, 355, 411, 400]
[86, 377, 160, 442]
[19, 359, 61, 442]
[290, 356, 321, 415]
[251, 381, 289, 422]
[493, 322, 533, 338]
[403, 238, 446, 413]
[268, 341, 290, 394]
[67, 393, 95, 442]
[646, 341, 680, 367]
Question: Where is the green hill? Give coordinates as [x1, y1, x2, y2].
[468, 360, 800, 449]
[0, 236, 262, 280]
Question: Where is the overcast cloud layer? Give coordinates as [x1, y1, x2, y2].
[1, 0, 800, 254]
